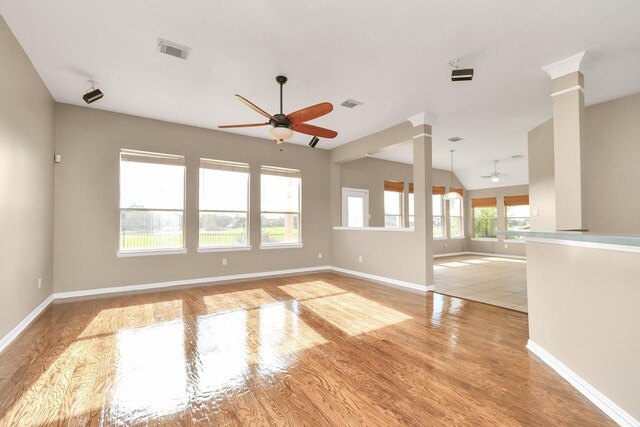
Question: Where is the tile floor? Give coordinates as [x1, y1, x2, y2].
[433, 254, 528, 312]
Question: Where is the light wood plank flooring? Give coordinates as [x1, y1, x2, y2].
[435, 255, 528, 312]
[0, 272, 612, 426]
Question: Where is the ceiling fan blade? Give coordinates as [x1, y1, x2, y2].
[218, 122, 269, 129]
[498, 173, 510, 178]
[235, 94, 278, 122]
[293, 123, 338, 139]
[287, 102, 333, 125]
[481, 175, 492, 179]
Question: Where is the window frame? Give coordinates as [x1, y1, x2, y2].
[432, 193, 445, 239]
[260, 166, 303, 248]
[504, 195, 530, 240]
[383, 180, 404, 229]
[472, 197, 498, 240]
[118, 149, 187, 256]
[448, 196, 464, 239]
[198, 159, 251, 252]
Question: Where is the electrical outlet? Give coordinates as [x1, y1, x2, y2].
[38, 278, 42, 289]
[358, 256, 363, 263]
[222, 258, 228, 266]
[533, 209, 539, 217]
[318, 252, 322, 259]
[444, 243, 448, 248]
[504, 244, 508, 249]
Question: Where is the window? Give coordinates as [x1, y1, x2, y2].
[261, 166, 301, 245]
[383, 180, 404, 228]
[432, 186, 445, 238]
[505, 195, 530, 239]
[199, 159, 250, 249]
[342, 188, 369, 227]
[408, 183, 415, 228]
[448, 188, 464, 238]
[472, 197, 497, 239]
[119, 150, 185, 251]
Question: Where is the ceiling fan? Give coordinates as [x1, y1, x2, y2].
[218, 75, 338, 147]
[481, 160, 509, 183]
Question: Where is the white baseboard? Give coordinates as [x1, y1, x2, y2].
[527, 340, 639, 427]
[434, 251, 467, 258]
[433, 251, 527, 260]
[0, 294, 54, 354]
[466, 251, 527, 260]
[329, 266, 433, 292]
[54, 266, 332, 300]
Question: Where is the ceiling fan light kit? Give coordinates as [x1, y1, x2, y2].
[218, 75, 338, 147]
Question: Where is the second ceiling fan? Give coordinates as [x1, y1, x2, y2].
[219, 76, 338, 147]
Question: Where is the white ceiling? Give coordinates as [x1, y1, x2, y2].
[2, 0, 639, 189]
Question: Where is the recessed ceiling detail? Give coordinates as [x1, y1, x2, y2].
[340, 99, 363, 109]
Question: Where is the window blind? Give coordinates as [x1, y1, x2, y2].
[449, 188, 464, 196]
[200, 158, 249, 173]
[384, 180, 404, 192]
[261, 165, 301, 178]
[120, 150, 184, 166]
[504, 195, 529, 206]
[432, 186, 445, 195]
[472, 197, 497, 208]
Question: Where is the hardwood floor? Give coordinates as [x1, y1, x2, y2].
[0, 273, 613, 426]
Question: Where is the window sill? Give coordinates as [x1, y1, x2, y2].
[471, 238, 498, 242]
[434, 237, 447, 241]
[116, 248, 188, 257]
[197, 246, 251, 253]
[260, 243, 304, 250]
[333, 226, 415, 232]
[450, 236, 465, 240]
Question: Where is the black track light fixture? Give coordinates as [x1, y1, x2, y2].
[309, 136, 320, 148]
[83, 80, 104, 104]
[449, 59, 474, 81]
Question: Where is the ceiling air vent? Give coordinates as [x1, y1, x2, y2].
[157, 38, 191, 60]
[341, 99, 363, 108]
[448, 136, 464, 142]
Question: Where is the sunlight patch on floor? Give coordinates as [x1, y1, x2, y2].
[302, 292, 412, 336]
[203, 288, 278, 314]
[279, 280, 346, 300]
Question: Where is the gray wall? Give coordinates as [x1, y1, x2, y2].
[0, 16, 55, 339]
[340, 157, 466, 255]
[53, 104, 331, 293]
[528, 92, 640, 233]
[465, 185, 529, 257]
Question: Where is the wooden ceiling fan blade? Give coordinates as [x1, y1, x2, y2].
[293, 123, 338, 139]
[235, 94, 278, 121]
[287, 102, 333, 125]
[218, 122, 270, 129]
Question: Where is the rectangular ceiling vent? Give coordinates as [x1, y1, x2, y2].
[158, 38, 191, 60]
[448, 136, 464, 142]
[341, 99, 363, 108]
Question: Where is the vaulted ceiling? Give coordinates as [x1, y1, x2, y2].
[1, 0, 638, 189]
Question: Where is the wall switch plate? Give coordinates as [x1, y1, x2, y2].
[38, 278, 42, 289]
[533, 209, 539, 217]
[318, 252, 322, 259]
[358, 256, 363, 263]
[222, 258, 228, 266]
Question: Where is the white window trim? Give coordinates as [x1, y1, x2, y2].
[434, 237, 447, 241]
[116, 248, 188, 257]
[260, 243, 304, 249]
[197, 246, 252, 253]
[341, 187, 370, 227]
[505, 238, 527, 244]
[471, 237, 498, 242]
[333, 226, 414, 232]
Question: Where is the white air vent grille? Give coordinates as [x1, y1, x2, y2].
[448, 136, 464, 142]
[158, 38, 191, 60]
[341, 99, 363, 108]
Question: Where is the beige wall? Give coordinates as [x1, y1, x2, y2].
[53, 104, 331, 293]
[528, 92, 640, 234]
[330, 123, 434, 286]
[583, 93, 640, 233]
[340, 157, 466, 255]
[0, 17, 55, 339]
[465, 185, 529, 257]
[527, 241, 640, 421]
[527, 119, 555, 231]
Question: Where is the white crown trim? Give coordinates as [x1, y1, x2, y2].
[542, 51, 586, 79]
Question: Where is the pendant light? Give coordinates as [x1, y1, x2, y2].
[443, 149, 462, 200]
